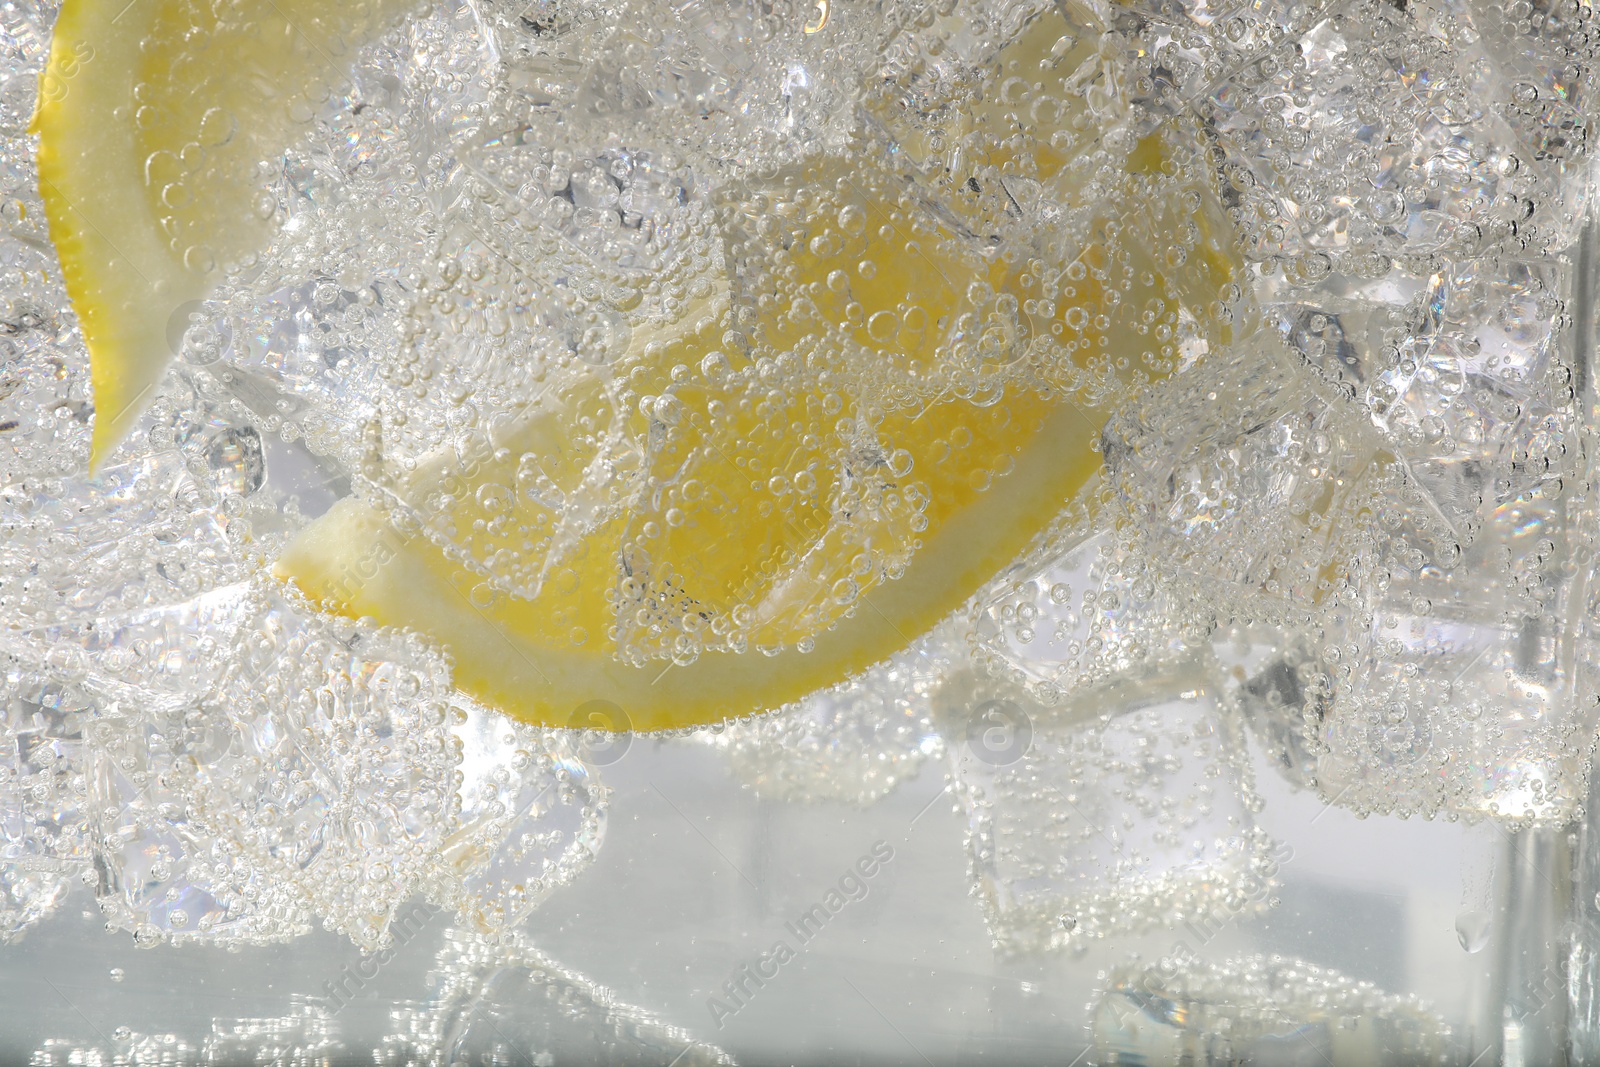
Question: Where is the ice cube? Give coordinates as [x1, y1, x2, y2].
[706, 622, 954, 805]
[208, 589, 461, 949]
[0, 453, 226, 618]
[76, 585, 463, 949]
[1186, 1, 1587, 267]
[1213, 624, 1329, 792]
[441, 699, 608, 934]
[1361, 258, 1574, 539]
[91, 725, 314, 945]
[972, 499, 1203, 705]
[1313, 479, 1598, 825]
[1102, 329, 1392, 622]
[936, 667, 1277, 953]
[0, 664, 92, 941]
[383, 928, 736, 1066]
[1092, 953, 1455, 1064]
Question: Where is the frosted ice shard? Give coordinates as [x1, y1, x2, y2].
[1214, 624, 1329, 791]
[707, 624, 953, 805]
[1313, 473, 1599, 825]
[1093, 953, 1456, 1065]
[441, 699, 608, 934]
[937, 667, 1277, 953]
[0, 664, 92, 941]
[1101, 328, 1393, 622]
[383, 929, 737, 1066]
[972, 497, 1201, 705]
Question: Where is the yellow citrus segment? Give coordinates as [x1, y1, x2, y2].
[278, 392, 1103, 732]
[32, 0, 418, 466]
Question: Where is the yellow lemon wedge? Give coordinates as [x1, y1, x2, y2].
[39, 0, 1240, 730]
[32, 0, 418, 466]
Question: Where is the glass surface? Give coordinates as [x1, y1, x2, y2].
[2, 0, 1600, 1062]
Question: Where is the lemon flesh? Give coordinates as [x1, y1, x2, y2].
[32, 0, 417, 466]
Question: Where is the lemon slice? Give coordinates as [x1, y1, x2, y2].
[32, 0, 417, 466]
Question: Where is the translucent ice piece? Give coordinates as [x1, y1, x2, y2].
[937, 667, 1276, 953]
[384, 929, 736, 1066]
[0, 664, 92, 941]
[16, 584, 253, 715]
[706, 623, 954, 805]
[0, 444, 247, 623]
[860, 0, 1124, 270]
[203, 588, 461, 948]
[481, 0, 887, 176]
[1178, 1, 1588, 266]
[90, 702, 315, 945]
[1092, 953, 1455, 1065]
[84, 585, 462, 949]
[0, 297, 91, 485]
[1459, 0, 1600, 167]
[972, 495, 1202, 705]
[1102, 329, 1393, 622]
[441, 699, 608, 934]
[1314, 479, 1598, 825]
[1213, 624, 1329, 792]
[1362, 257, 1574, 539]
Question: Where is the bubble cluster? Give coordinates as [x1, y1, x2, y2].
[31, 1002, 341, 1064]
